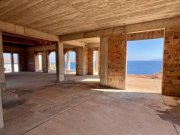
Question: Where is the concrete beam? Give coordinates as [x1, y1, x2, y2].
[63, 40, 85, 47]
[0, 20, 59, 41]
[59, 17, 180, 41]
[85, 43, 100, 48]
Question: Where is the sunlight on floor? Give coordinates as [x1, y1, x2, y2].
[81, 78, 100, 82]
[91, 88, 160, 93]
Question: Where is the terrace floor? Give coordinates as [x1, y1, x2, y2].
[0, 72, 179, 135]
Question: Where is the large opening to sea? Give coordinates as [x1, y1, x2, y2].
[126, 38, 164, 93]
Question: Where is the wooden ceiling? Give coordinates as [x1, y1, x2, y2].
[0, 0, 180, 36]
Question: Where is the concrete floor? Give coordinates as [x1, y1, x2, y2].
[0, 72, 180, 135]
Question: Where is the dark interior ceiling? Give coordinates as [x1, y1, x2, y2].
[2, 32, 57, 46]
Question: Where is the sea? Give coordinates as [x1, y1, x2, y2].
[5, 61, 162, 75]
[127, 60, 162, 75]
[68, 60, 163, 75]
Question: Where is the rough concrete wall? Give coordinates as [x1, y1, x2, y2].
[84, 47, 88, 75]
[162, 27, 180, 96]
[76, 47, 88, 75]
[87, 48, 93, 75]
[19, 52, 27, 71]
[3, 45, 26, 53]
[127, 30, 164, 41]
[107, 34, 127, 89]
[76, 47, 83, 75]
[100, 36, 109, 85]
[27, 52, 35, 72]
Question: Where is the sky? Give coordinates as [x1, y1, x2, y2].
[127, 38, 164, 61]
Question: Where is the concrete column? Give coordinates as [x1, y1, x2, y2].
[35, 53, 39, 72]
[47, 51, 50, 71]
[162, 27, 180, 96]
[56, 42, 64, 82]
[76, 47, 88, 75]
[11, 53, 14, 72]
[100, 34, 127, 89]
[66, 52, 70, 71]
[87, 48, 93, 75]
[42, 51, 48, 73]
[100, 36, 109, 85]
[0, 31, 4, 128]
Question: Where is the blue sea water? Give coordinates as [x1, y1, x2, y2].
[127, 60, 162, 75]
[66, 60, 163, 75]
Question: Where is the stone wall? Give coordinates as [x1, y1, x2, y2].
[163, 27, 180, 96]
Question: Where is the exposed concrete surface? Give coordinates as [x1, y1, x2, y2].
[0, 73, 179, 135]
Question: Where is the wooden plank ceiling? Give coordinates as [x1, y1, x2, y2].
[0, 0, 180, 36]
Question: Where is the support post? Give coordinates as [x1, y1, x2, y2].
[100, 34, 127, 89]
[66, 52, 71, 71]
[87, 48, 93, 75]
[100, 36, 109, 85]
[76, 47, 88, 75]
[11, 53, 14, 72]
[0, 31, 4, 128]
[162, 27, 180, 96]
[42, 51, 48, 73]
[56, 42, 64, 82]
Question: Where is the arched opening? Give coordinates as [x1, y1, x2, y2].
[65, 51, 76, 74]
[49, 51, 56, 73]
[35, 52, 43, 72]
[3, 53, 12, 73]
[13, 53, 19, 72]
[93, 50, 99, 75]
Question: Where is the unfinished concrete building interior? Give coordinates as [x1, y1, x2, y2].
[0, 0, 179, 135]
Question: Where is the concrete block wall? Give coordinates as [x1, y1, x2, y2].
[127, 30, 164, 41]
[107, 34, 127, 89]
[27, 52, 36, 72]
[162, 27, 180, 96]
[100, 34, 126, 89]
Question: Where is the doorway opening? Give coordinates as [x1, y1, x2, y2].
[49, 51, 56, 73]
[3, 53, 12, 73]
[3, 53, 19, 73]
[36, 52, 43, 72]
[13, 53, 19, 72]
[93, 50, 99, 75]
[126, 38, 164, 93]
[65, 51, 76, 74]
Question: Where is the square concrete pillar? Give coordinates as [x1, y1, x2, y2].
[162, 27, 180, 96]
[56, 42, 64, 82]
[100, 34, 127, 89]
[100, 36, 109, 85]
[11, 53, 14, 72]
[87, 48, 93, 75]
[76, 47, 88, 75]
[0, 31, 4, 128]
[42, 51, 49, 73]
[27, 52, 36, 72]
